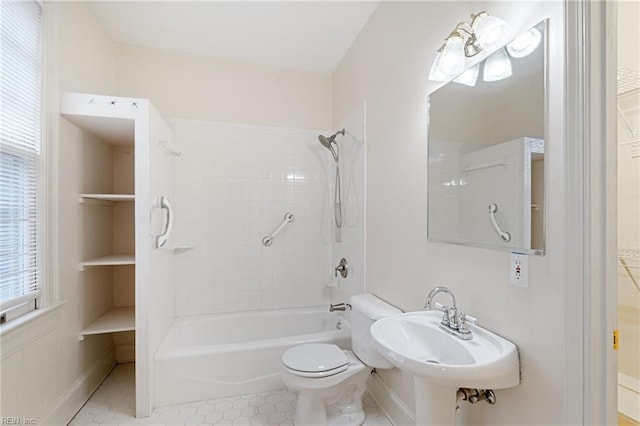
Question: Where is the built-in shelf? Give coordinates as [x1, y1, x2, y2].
[79, 194, 135, 205]
[79, 306, 135, 341]
[79, 254, 135, 271]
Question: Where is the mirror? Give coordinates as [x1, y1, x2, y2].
[427, 20, 546, 255]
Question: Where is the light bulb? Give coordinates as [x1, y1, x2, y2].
[439, 35, 466, 77]
[507, 28, 542, 58]
[453, 63, 480, 87]
[483, 47, 512, 82]
[428, 51, 450, 82]
[472, 13, 512, 51]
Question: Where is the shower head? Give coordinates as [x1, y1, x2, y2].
[318, 134, 333, 149]
[318, 129, 345, 162]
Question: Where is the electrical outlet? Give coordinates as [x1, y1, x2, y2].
[510, 252, 529, 288]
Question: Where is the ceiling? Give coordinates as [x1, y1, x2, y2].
[90, 1, 380, 74]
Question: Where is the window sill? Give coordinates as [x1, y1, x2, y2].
[0, 301, 66, 357]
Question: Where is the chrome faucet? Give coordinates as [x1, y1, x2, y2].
[424, 286, 457, 311]
[424, 286, 477, 340]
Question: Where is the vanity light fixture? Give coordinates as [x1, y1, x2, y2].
[428, 52, 450, 82]
[453, 63, 480, 87]
[482, 47, 513, 82]
[428, 11, 511, 83]
[506, 27, 542, 58]
[439, 31, 466, 76]
[469, 12, 512, 51]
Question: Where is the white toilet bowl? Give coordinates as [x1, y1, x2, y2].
[281, 343, 370, 426]
[281, 295, 402, 425]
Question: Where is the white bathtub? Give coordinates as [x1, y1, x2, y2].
[154, 307, 351, 407]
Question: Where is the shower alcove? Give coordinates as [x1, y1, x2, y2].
[61, 92, 178, 417]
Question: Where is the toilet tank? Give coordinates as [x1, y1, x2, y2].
[349, 294, 402, 369]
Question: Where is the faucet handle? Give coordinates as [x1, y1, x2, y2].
[457, 312, 479, 334]
[458, 312, 478, 325]
[440, 306, 451, 327]
[334, 258, 348, 278]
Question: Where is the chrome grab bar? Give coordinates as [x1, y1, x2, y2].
[155, 196, 174, 248]
[262, 212, 294, 246]
[488, 203, 511, 242]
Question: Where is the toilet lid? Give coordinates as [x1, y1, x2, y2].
[282, 343, 349, 375]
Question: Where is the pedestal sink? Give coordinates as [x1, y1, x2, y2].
[370, 311, 520, 425]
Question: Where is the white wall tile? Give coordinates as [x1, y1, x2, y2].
[170, 119, 333, 315]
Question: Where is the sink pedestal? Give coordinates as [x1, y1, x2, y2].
[413, 378, 457, 426]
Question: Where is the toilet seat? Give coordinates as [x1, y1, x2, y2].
[282, 343, 349, 378]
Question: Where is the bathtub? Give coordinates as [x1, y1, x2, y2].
[154, 306, 351, 407]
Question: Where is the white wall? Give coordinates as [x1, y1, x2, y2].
[0, 3, 119, 423]
[333, 2, 566, 424]
[168, 119, 333, 315]
[114, 43, 333, 131]
[331, 103, 367, 304]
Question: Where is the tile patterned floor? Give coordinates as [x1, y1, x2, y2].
[69, 364, 392, 426]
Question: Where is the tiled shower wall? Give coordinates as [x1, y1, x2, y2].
[169, 119, 333, 316]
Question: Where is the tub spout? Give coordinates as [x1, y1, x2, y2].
[329, 303, 351, 312]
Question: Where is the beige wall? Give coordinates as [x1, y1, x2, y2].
[617, 0, 640, 386]
[333, 2, 566, 424]
[618, 0, 640, 73]
[0, 3, 118, 423]
[57, 3, 115, 95]
[113, 43, 332, 130]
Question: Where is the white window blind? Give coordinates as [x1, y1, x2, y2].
[0, 0, 43, 314]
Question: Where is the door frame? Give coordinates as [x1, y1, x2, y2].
[564, 0, 618, 424]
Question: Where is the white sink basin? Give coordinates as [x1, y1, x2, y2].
[370, 310, 520, 425]
[370, 310, 520, 389]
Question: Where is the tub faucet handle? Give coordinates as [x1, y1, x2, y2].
[334, 258, 348, 278]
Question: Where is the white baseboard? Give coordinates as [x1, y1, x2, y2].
[366, 371, 415, 426]
[40, 350, 115, 425]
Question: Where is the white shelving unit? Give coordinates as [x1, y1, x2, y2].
[62, 91, 175, 417]
[78, 254, 136, 271]
[79, 306, 135, 341]
[64, 95, 139, 345]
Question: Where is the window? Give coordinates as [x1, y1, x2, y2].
[0, 0, 43, 322]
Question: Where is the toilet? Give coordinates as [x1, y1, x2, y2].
[281, 294, 401, 425]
